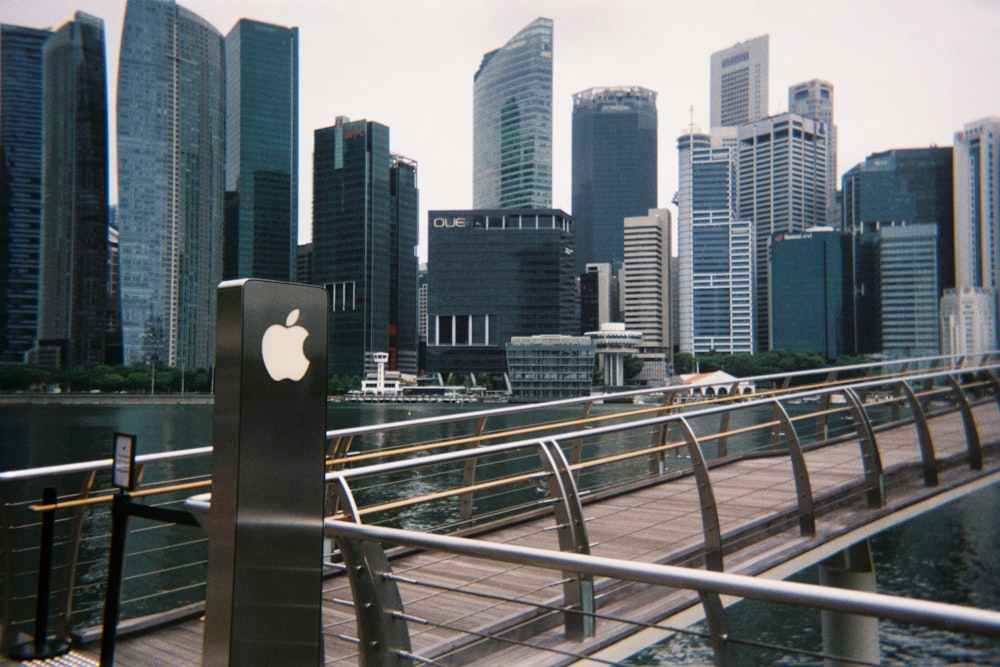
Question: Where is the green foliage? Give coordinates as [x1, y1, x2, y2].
[678, 349, 833, 381]
[0, 364, 53, 390]
[672, 353, 695, 375]
[327, 375, 360, 395]
[0, 363, 216, 394]
[623, 354, 644, 381]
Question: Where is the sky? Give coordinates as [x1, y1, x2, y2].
[5, 0, 1000, 258]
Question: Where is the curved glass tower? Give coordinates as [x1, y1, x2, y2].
[117, 0, 223, 368]
[473, 17, 552, 209]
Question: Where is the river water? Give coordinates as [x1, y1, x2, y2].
[1, 400, 997, 664]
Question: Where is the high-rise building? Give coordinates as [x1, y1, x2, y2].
[789, 80, 838, 227]
[313, 117, 418, 377]
[954, 117, 1000, 346]
[223, 19, 298, 282]
[737, 113, 830, 350]
[426, 209, 575, 380]
[473, 17, 552, 209]
[941, 287, 997, 357]
[0, 24, 50, 363]
[879, 224, 940, 356]
[571, 86, 657, 274]
[677, 130, 754, 356]
[117, 0, 224, 368]
[623, 209, 672, 383]
[769, 230, 853, 359]
[37, 12, 116, 368]
[842, 147, 955, 354]
[710, 34, 768, 129]
[579, 263, 619, 335]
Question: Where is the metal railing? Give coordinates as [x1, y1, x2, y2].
[1, 353, 998, 659]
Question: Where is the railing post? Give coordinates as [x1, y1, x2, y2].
[699, 590, 736, 667]
[898, 381, 939, 487]
[677, 418, 724, 572]
[843, 388, 885, 509]
[946, 374, 983, 471]
[537, 439, 595, 639]
[772, 401, 816, 536]
[459, 415, 490, 521]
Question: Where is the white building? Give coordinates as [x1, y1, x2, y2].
[710, 34, 769, 129]
[586, 322, 642, 387]
[940, 287, 997, 356]
[623, 209, 672, 382]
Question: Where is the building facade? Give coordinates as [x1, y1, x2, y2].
[426, 209, 576, 379]
[313, 117, 418, 378]
[769, 230, 853, 359]
[677, 130, 754, 356]
[0, 24, 50, 363]
[789, 80, 838, 227]
[117, 0, 224, 368]
[37, 13, 116, 367]
[710, 34, 768, 129]
[940, 287, 997, 357]
[506, 335, 594, 401]
[472, 17, 552, 209]
[622, 208, 672, 382]
[571, 86, 657, 274]
[223, 19, 298, 282]
[879, 224, 941, 357]
[737, 113, 831, 351]
[580, 263, 619, 335]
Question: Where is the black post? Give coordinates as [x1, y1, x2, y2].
[8, 487, 70, 660]
[100, 492, 130, 667]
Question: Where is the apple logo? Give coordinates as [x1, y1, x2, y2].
[261, 309, 311, 382]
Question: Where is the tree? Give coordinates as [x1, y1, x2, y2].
[673, 353, 695, 375]
[623, 354, 644, 382]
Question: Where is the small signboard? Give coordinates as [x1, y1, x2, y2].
[113, 433, 137, 491]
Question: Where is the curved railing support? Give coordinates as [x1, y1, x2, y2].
[772, 401, 815, 536]
[898, 381, 938, 486]
[700, 590, 736, 667]
[460, 416, 490, 521]
[946, 374, 983, 471]
[677, 418, 724, 572]
[537, 439, 595, 639]
[843, 388, 885, 508]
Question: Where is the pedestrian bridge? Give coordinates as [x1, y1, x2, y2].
[2, 355, 1000, 665]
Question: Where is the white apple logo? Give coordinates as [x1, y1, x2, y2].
[261, 309, 311, 382]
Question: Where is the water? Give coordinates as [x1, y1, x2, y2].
[1, 400, 997, 662]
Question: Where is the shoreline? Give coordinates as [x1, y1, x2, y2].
[0, 392, 215, 406]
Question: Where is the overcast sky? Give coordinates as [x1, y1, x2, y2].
[6, 0, 1000, 256]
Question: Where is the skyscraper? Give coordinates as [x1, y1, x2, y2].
[737, 113, 831, 350]
[313, 117, 418, 377]
[223, 19, 298, 282]
[879, 224, 940, 356]
[37, 12, 115, 367]
[710, 34, 768, 129]
[0, 24, 50, 363]
[789, 80, 838, 226]
[623, 209, 672, 383]
[473, 17, 552, 209]
[117, 0, 224, 368]
[571, 86, 657, 274]
[954, 118, 1000, 329]
[677, 130, 754, 356]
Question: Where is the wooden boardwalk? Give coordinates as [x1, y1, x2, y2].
[26, 403, 1000, 666]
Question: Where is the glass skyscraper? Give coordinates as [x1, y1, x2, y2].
[117, 0, 224, 368]
[473, 17, 552, 209]
[710, 34, 768, 129]
[572, 86, 657, 274]
[313, 117, 418, 378]
[0, 24, 50, 363]
[37, 12, 116, 367]
[677, 130, 754, 356]
[879, 224, 940, 356]
[223, 19, 298, 282]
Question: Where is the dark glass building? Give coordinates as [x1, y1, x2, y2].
[313, 117, 418, 377]
[571, 86, 657, 274]
[0, 24, 50, 363]
[842, 147, 953, 354]
[426, 209, 576, 379]
[769, 230, 853, 360]
[223, 19, 298, 282]
[37, 13, 117, 367]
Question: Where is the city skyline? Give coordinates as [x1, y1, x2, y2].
[5, 0, 1000, 260]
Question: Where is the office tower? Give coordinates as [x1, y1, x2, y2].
[117, 0, 224, 368]
[473, 17, 553, 209]
[737, 113, 830, 351]
[0, 24, 50, 363]
[506, 335, 595, 400]
[769, 230, 853, 359]
[623, 209, 672, 383]
[710, 34, 768, 128]
[223, 19, 298, 282]
[313, 117, 418, 377]
[426, 209, 575, 380]
[940, 287, 997, 356]
[677, 130, 754, 356]
[954, 117, 1000, 346]
[879, 224, 940, 356]
[571, 86, 657, 274]
[789, 80, 838, 226]
[580, 263, 619, 335]
[842, 147, 954, 354]
[36, 13, 115, 368]
[296, 243, 312, 284]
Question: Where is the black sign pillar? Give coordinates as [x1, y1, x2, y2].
[204, 279, 328, 666]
